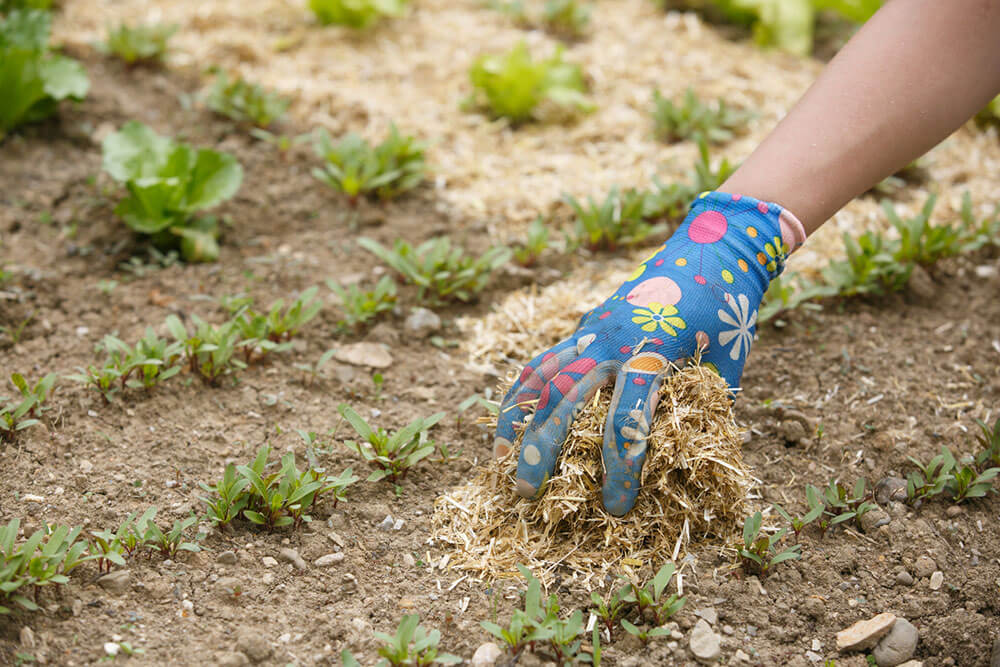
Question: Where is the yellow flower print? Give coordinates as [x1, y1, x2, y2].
[631, 302, 687, 336]
[761, 235, 788, 274]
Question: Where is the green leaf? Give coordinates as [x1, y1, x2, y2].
[39, 55, 89, 100]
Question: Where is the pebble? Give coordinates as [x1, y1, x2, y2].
[402, 553, 416, 567]
[722, 625, 735, 635]
[314, 553, 345, 567]
[216, 652, 250, 667]
[217, 551, 238, 565]
[79, 459, 93, 473]
[913, 556, 936, 579]
[945, 505, 963, 517]
[215, 577, 243, 599]
[689, 619, 721, 663]
[404, 308, 442, 337]
[875, 477, 908, 505]
[896, 662, 922, 667]
[104, 642, 120, 657]
[695, 607, 718, 625]
[278, 548, 307, 571]
[261, 557, 278, 568]
[859, 508, 891, 533]
[379, 515, 396, 531]
[471, 642, 503, 667]
[261, 573, 275, 585]
[97, 569, 131, 595]
[333, 342, 392, 369]
[895, 570, 914, 587]
[236, 632, 272, 663]
[733, 649, 751, 664]
[20, 626, 35, 649]
[836, 612, 897, 651]
[928, 571, 943, 590]
[805, 651, 823, 663]
[873, 618, 918, 666]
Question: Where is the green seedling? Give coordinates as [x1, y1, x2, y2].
[166, 314, 247, 384]
[589, 581, 630, 636]
[233, 286, 322, 362]
[249, 128, 311, 158]
[311, 125, 426, 203]
[620, 561, 685, 627]
[293, 348, 339, 385]
[143, 514, 201, 557]
[957, 192, 1000, 252]
[204, 70, 290, 128]
[513, 216, 551, 267]
[540, 0, 591, 38]
[98, 22, 177, 65]
[759, 273, 833, 324]
[1, 520, 95, 615]
[884, 195, 962, 265]
[326, 276, 397, 329]
[96, 279, 118, 295]
[0, 313, 34, 345]
[339, 404, 443, 487]
[772, 485, 824, 539]
[456, 393, 499, 428]
[947, 460, 999, 503]
[619, 619, 671, 644]
[118, 248, 180, 276]
[8, 371, 56, 418]
[93, 329, 183, 392]
[737, 511, 801, 577]
[974, 417, 1000, 468]
[906, 446, 956, 503]
[466, 41, 594, 124]
[565, 186, 667, 251]
[199, 464, 250, 528]
[1, 0, 54, 11]
[361, 614, 462, 666]
[820, 478, 875, 530]
[102, 121, 243, 262]
[89, 511, 151, 572]
[0, 9, 89, 140]
[308, 0, 408, 28]
[1, 372, 55, 442]
[820, 229, 909, 296]
[358, 236, 511, 304]
[652, 87, 753, 144]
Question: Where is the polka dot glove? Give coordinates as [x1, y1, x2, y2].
[494, 191, 807, 516]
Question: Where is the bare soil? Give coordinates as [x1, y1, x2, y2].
[2, 40, 1000, 667]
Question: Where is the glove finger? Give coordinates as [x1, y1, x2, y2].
[601, 352, 671, 516]
[494, 337, 579, 458]
[515, 359, 618, 499]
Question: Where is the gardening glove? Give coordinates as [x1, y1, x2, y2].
[494, 191, 807, 516]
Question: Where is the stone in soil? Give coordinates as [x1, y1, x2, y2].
[873, 618, 918, 667]
[20, 626, 35, 649]
[836, 612, 897, 651]
[236, 632, 272, 663]
[695, 607, 718, 625]
[97, 569, 130, 595]
[928, 571, 943, 590]
[404, 308, 441, 337]
[278, 548, 307, 571]
[217, 550, 238, 565]
[471, 642, 503, 667]
[215, 577, 243, 599]
[913, 555, 936, 578]
[895, 570, 914, 586]
[875, 477, 908, 505]
[216, 652, 250, 667]
[314, 553, 345, 567]
[334, 342, 392, 368]
[859, 507, 891, 533]
[689, 618, 721, 663]
[261, 556, 278, 568]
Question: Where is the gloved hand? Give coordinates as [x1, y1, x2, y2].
[493, 191, 806, 516]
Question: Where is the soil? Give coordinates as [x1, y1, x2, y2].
[2, 28, 1000, 667]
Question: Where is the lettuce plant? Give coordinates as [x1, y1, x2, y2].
[102, 121, 243, 262]
[0, 9, 89, 139]
[311, 125, 427, 203]
[308, 0, 408, 28]
[204, 70, 290, 128]
[98, 22, 177, 65]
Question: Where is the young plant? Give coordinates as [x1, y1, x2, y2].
[820, 478, 876, 530]
[358, 237, 511, 304]
[88, 512, 150, 572]
[0, 372, 55, 442]
[308, 0, 408, 28]
[1, 520, 95, 614]
[339, 404, 443, 487]
[362, 614, 461, 666]
[466, 41, 593, 124]
[199, 463, 250, 528]
[98, 22, 177, 65]
[233, 286, 322, 362]
[759, 273, 833, 325]
[102, 121, 243, 262]
[906, 446, 956, 503]
[565, 186, 666, 252]
[622, 561, 686, 626]
[820, 229, 909, 296]
[311, 125, 426, 203]
[974, 417, 1000, 469]
[772, 484, 824, 539]
[204, 70, 290, 128]
[737, 511, 801, 577]
[958, 192, 1000, 252]
[92, 329, 183, 391]
[540, 0, 591, 38]
[165, 314, 247, 384]
[327, 276, 397, 329]
[143, 514, 201, 557]
[8, 371, 56, 418]
[513, 216, 551, 267]
[652, 88, 753, 144]
[884, 195, 964, 266]
[589, 581, 631, 637]
[0, 9, 89, 140]
[947, 460, 999, 503]
[293, 348, 338, 385]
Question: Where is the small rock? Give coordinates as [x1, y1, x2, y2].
[79, 459, 93, 473]
[873, 618, 918, 666]
[404, 308, 441, 338]
[97, 570, 130, 595]
[778, 419, 808, 443]
[913, 556, 936, 578]
[895, 570, 914, 587]
[806, 651, 823, 663]
[314, 553, 345, 567]
[733, 649, 751, 664]
[215, 577, 243, 599]
[20, 626, 35, 649]
[859, 507, 891, 533]
[695, 608, 718, 625]
[334, 342, 392, 369]
[836, 612, 897, 652]
[278, 548, 307, 571]
[261, 557, 278, 568]
[974, 264, 998, 279]
[896, 661, 922, 667]
[104, 642, 120, 657]
[811, 639, 821, 651]
[471, 641, 503, 667]
[278, 633, 291, 644]
[800, 597, 825, 620]
[217, 551, 238, 565]
[875, 477, 908, 505]
[261, 573, 274, 585]
[379, 515, 395, 531]
[722, 625, 734, 635]
[689, 619, 721, 663]
[217, 652, 250, 667]
[402, 553, 416, 567]
[928, 571, 943, 590]
[906, 264, 936, 299]
[945, 505, 963, 518]
[236, 631, 272, 663]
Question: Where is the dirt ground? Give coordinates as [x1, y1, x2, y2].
[2, 8, 1000, 667]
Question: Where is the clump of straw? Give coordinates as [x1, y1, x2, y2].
[432, 364, 752, 586]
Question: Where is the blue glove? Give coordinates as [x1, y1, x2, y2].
[494, 191, 806, 516]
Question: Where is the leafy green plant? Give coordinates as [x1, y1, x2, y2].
[759, 274, 833, 324]
[342, 614, 461, 666]
[88, 511, 152, 572]
[947, 461, 999, 503]
[772, 484, 824, 539]
[204, 70, 290, 128]
[232, 286, 322, 362]
[884, 195, 963, 265]
[102, 121, 243, 262]
[512, 216, 551, 267]
[0, 9, 89, 140]
[165, 313, 246, 384]
[0, 0, 54, 12]
[820, 229, 909, 296]
[311, 125, 426, 203]
[199, 463, 250, 528]
[620, 561, 685, 627]
[974, 417, 1000, 469]
[339, 404, 443, 488]
[541, 0, 591, 37]
[308, 0, 408, 28]
[0, 372, 55, 442]
[906, 446, 956, 503]
[737, 511, 801, 577]
[327, 276, 397, 329]
[98, 22, 176, 65]
[70, 329, 182, 399]
[358, 237, 511, 304]
[652, 87, 753, 144]
[466, 41, 593, 124]
[589, 581, 630, 636]
[565, 186, 666, 252]
[958, 192, 1000, 252]
[1, 520, 96, 614]
[819, 478, 875, 531]
[293, 348, 339, 384]
[143, 514, 201, 557]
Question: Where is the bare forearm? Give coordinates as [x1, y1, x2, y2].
[722, 0, 1000, 233]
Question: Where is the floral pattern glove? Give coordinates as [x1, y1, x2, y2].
[494, 191, 807, 516]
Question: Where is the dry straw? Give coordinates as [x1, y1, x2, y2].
[432, 363, 752, 587]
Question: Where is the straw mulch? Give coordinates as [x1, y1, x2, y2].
[432, 364, 752, 587]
